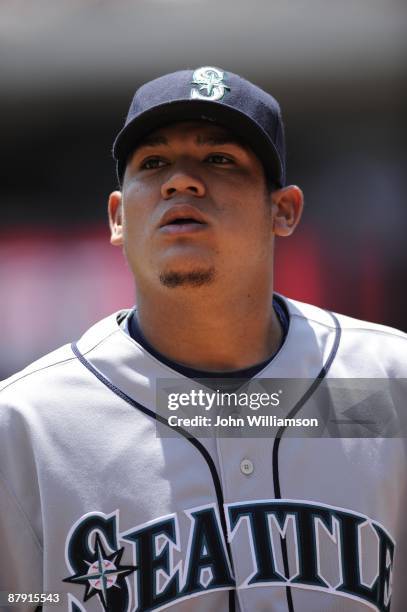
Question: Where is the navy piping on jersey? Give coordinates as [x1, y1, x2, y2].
[70, 341, 237, 612]
[125, 294, 289, 381]
[71, 305, 339, 612]
[271, 309, 341, 612]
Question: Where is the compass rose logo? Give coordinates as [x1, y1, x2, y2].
[190, 66, 230, 101]
[63, 532, 136, 611]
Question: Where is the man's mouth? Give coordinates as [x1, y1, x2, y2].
[159, 219, 207, 235]
[167, 217, 203, 225]
[158, 205, 209, 234]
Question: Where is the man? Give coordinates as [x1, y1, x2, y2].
[1, 66, 406, 612]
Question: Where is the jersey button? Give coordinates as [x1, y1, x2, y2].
[240, 458, 254, 475]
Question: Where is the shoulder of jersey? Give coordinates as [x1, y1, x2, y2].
[0, 310, 129, 396]
[283, 295, 406, 339]
[282, 295, 407, 375]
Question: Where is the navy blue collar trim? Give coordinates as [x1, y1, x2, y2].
[126, 295, 289, 380]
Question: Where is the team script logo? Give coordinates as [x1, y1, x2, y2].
[64, 500, 394, 611]
[190, 66, 230, 101]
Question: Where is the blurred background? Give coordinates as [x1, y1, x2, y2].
[1, 0, 406, 379]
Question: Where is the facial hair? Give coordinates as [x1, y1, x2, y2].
[159, 267, 215, 288]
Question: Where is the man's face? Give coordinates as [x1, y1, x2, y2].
[109, 121, 280, 291]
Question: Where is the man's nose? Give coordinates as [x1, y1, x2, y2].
[161, 165, 206, 199]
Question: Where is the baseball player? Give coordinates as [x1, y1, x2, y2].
[1, 66, 406, 612]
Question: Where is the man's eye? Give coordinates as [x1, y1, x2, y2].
[140, 158, 167, 170]
[206, 154, 233, 165]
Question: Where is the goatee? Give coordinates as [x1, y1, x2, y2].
[159, 268, 215, 288]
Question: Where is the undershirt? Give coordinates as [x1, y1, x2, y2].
[123, 295, 289, 382]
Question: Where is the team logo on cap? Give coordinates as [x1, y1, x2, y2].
[191, 66, 229, 101]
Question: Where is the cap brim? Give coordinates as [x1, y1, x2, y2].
[113, 99, 284, 187]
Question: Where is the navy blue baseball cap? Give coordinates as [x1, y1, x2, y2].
[113, 66, 286, 187]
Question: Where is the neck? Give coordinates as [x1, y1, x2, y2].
[134, 276, 282, 372]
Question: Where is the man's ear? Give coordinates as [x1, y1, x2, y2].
[271, 185, 304, 237]
[108, 191, 124, 246]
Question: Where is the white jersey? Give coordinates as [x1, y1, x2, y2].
[0, 296, 406, 612]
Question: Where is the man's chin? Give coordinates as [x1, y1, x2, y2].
[159, 267, 215, 288]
